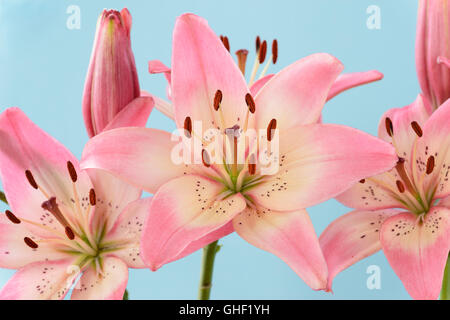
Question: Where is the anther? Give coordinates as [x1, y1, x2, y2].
[235, 49, 249, 75]
[426, 155, 435, 175]
[272, 39, 278, 64]
[267, 119, 277, 142]
[25, 170, 38, 189]
[385, 117, 393, 137]
[24, 237, 38, 249]
[258, 40, 267, 64]
[184, 116, 192, 138]
[396, 180, 405, 193]
[213, 90, 223, 111]
[67, 161, 77, 183]
[359, 179, 365, 184]
[5, 210, 21, 224]
[221, 35, 230, 52]
[248, 154, 256, 175]
[245, 93, 256, 113]
[202, 149, 211, 168]
[65, 226, 75, 240]
[89, 188, 96, 206]
[255, 36, 261, 53]
[410, 121, 423, 137]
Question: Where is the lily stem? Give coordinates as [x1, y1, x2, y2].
[0, 191, 7, 205]
[198, 240, 220, 300]
[441, 255, 450, 300]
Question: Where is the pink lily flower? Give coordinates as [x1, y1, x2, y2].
[81, 13, 397, 290]
[147, 35, 383, 120]
[82, 8, 153, 137]
[0, 108, 152, 299]
[416, 0, 450, 111]
[320, 95, 450, 299]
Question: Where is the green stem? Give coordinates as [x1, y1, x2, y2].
[440, 255, 450, 300]
[198, 240, 220, 300]
[123, 289, 129, 300]
[0, 191, 7, 205]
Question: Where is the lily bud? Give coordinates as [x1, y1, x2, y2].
[83, 8, 152, 137]
[416, 0, 450, 110]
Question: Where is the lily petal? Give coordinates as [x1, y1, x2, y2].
[254, 53, 343, 130]
[0, 108, 93, 231]
[171, 13, 249, 130]
[105, 197, 152, 268]
[326, 70, 383, 101]
[319, 209, 400, 291]
[71, 257, 128, 300]
[81, 127, 189, 194]
[248, 124, 397, 211]
[233, 208, 328, 290]
[140, 175, 246, 270]
[380, 208, 450, 300]
[0, 214, 68, 269]
[0, 258, 78, 299]
[102, 96, 154, 132]
[250, 74, 274, 96]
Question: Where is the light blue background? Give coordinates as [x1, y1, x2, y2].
[0, 0, 420, 299]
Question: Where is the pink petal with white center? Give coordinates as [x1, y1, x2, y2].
[169, 222, 234, 263]
[102, 96, 154, 132]
[81, 127, 191, 194]
[71, 257, 128, 300]
[233, 208, 327, 290]
[105, 197, 152, 268]
[0, 214, 68, 269]
[326, 70, 383, 101]
[140, 175, 246, 271]
[0, 258, 79, 300]
[254, 53, 343, 130]
[250, 74, 274, 96]
[414, 98, 450, 199]
[380, 208, 450, 300]
[85, 168, 141, 233]
[319, 209, 400, 291]
[171, 13, 249, 131]
[336, 172, 402, 210]
[0, 108, 93, 234]
[248, 124, 397, 211]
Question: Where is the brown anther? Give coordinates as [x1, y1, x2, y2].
[396, 180, 405, 193]
[272, 39, 278, 64]
[25, 170, 38, 189]
[385, 117, 394, 137]
[255, 36, 261, 52]
[235, 49, 249, 75]
[221, 36, 230, 52]
[359, 179, 365, 184]
[410, 121, 423, 137]
[267, 119, 277, 142]
[184, 116, 192, 138]
[245, 93, 256, 113]
[89, 188, 96, 206]
[426, 155, 435, 175]
[24, 237, 38, 249]
[67, 161, 77, 183]
[213, 90, 223, 111]
[5, 210, 21, 224]
[65, 226, 75, 240]
[248, 154, 256, 175]
[258, 40, 267, 64]
[201, 149, 211, 168]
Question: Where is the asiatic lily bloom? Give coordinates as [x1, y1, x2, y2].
[0, 108, 152, 300]
[82, 8, 153, 137]
[81, 13, 397, 290]
[320, 94, 450, 299]
[147, 30, 384, 120]
[416, 0, 450, 111]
